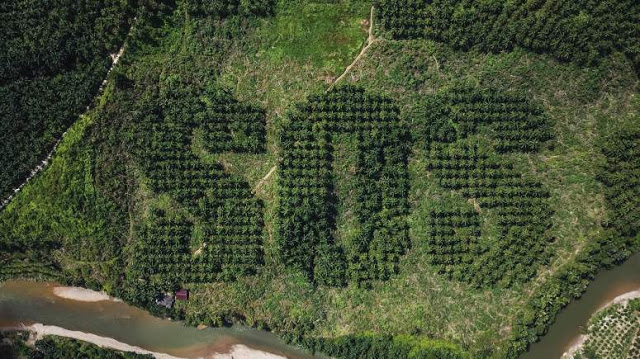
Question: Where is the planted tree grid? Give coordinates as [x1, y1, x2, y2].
[419, 86, 554, 287]
[130, 87, 266, 284]
[277, 86, 410, 286]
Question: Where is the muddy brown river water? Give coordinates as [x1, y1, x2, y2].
[0, 281, 321, 359]
[522, 253, 640, 359]
[2, 254, 639, 359]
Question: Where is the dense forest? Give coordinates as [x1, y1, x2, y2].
[301, 334, 469, 359]
[376, 0, 640, 73]
[0, 0, 134, 202]
[1, 1, 640, 359]
[0, 0, 275, 309]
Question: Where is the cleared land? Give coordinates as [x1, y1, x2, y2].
[1, 1, 639, 359]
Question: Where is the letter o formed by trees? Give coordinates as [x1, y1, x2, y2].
[276, 86, 411, 287]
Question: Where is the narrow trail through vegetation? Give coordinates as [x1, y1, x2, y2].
[327, 6, 376, 92]
[256, 6, 377, 191]
[254, 165, 277, 193]
[0, 20, 136, 211]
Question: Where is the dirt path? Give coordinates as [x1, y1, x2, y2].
[0, 19, 137, 211]
[255, 6, 378, 189]
[254, 165, 277, 193]
[327, 5, 377, 91]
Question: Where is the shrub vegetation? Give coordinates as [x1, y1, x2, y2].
[505, 124, 640, 357]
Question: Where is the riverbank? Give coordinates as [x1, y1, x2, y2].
[562, 288, 640, 359]
[562, 335, 588, 359]
[604, 289, 640, 307]
[2, 323, 288, 359]
[521, 253, 640, 359]
[53, 286, 120, 302]
[1, 281, 314, 359]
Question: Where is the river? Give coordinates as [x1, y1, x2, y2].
[2, 254, 639, 359]
[522, 252, 640, 359]
[0, 281, 322, 359]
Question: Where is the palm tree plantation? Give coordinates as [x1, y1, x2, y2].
[1, 1, 639, 358]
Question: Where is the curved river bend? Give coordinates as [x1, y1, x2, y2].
[522, 253, 640, 359]
[0, 281, 321, 359]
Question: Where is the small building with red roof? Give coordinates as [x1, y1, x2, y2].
[176, 288, 189, 301]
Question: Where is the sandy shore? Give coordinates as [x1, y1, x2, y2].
[4, 323, 288, 359]
[218, 345, 288, 359]
[607, 289, 640, 306]
[561, 334, 588, 359]
[13, 324, 182, 359]
[53, 286, 120, 302]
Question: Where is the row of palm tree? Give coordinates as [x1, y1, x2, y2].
[598, 129, 640, 237]
[128, 78, 267, 284]
[421, 105, 553, 286]
[1, 0, 134, 200]
[277, 87, 410, 287]
[377, 0, 640, 73]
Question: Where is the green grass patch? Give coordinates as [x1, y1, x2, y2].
[257, 1, 369, 73]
